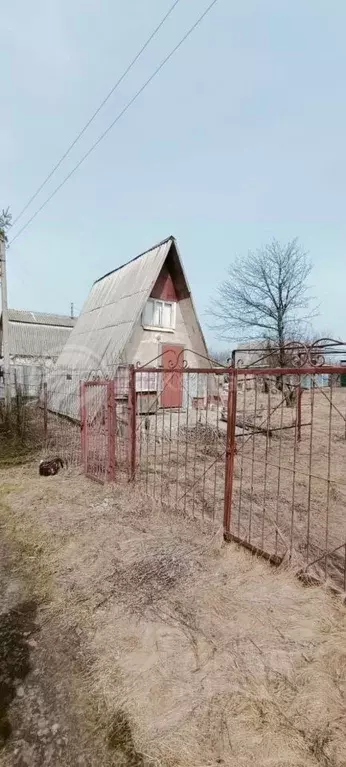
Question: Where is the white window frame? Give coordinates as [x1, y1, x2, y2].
[142, 298, 176, 332]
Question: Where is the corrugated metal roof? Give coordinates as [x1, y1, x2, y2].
[56, 238, 173, 372]
[8, 323, 73, 358]
[48, 238, 175, 418]
[7, 309, 75, 327]
[94, 235, 175, 284]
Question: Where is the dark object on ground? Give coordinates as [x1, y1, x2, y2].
[39, 457, 64, 476]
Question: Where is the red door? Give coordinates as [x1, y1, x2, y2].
[161, 344, 184, 408]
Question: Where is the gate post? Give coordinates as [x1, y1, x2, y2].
[43, 381, 48, 448]
[80, 381, 87, 473]
[107, 380, 116, 482]
[223, 370, 237, 537]
[297, 381, 302, 443]
[128, 365, 136, 481]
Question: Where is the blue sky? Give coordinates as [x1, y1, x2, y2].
[1, 0, 345, 350]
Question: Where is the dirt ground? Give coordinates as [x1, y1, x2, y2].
[0, 491, 118, 766]
[0, 463, 346, 766]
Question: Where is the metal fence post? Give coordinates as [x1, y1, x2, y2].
[223, 370, 237, 536]
[80, 381, 87, 473]
[107, 380, 116, 481]
[128, 365, 136, 481]
[43, 381, 48, 447]
[297, 381, 302, 442]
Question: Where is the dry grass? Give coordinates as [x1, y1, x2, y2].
[1, 466, 346, 766]
[0, 401, 81, 470]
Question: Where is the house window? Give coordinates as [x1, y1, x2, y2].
[142, 299, 176, 330]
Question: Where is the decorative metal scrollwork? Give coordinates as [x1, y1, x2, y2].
[266, 338, 343, 368]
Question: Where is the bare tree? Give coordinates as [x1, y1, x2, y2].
[209, 238, 316, 365]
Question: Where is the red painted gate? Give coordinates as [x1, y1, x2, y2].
[76, 352, 346, 591]
[80, 380, 115, 483]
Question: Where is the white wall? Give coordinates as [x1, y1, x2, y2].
[124, 297, 216, 405]
[125, 296, 208, 368]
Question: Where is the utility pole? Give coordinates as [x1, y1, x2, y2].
[70, 302, 74, 320]
[0, 233, 11, 411]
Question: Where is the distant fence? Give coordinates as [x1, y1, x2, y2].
[0, 364, 81, 465]
[0, 363, 47, 401]
[0, 363, 128, 467]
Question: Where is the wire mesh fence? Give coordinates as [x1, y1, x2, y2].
[226, 368, 346, 589]
[0, 366, 55, 464]
[0, 364, 118, 468]
[133, 362, 346, 590]
[3, 359, 346, 590]
[134, 367, 226, 520]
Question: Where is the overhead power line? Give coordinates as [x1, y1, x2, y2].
[9, 0, 220, 246]
[11, 0, 182, 229]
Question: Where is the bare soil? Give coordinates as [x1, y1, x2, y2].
[0, 464, 346, 766]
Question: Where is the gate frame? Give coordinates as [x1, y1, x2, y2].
[82, 358, 346, 588]
[80, 379, 116, 483]
[221, 364, 346, 553]
[83, 363, 346, 547]
[128, 365, 137, 481]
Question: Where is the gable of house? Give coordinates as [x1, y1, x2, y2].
[48, 236, 210, 419]
[55, 236, 208, 374]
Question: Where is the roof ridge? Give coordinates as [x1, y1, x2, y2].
[8, 308, 73, 317]
[5, 309, 76, 327]
[94, 235, 175, 285]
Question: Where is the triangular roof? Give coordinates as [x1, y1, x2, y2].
[55, 235, 206, 373]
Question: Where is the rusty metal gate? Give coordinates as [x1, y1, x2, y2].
[134, 361, 226, 519]
[133, 358, 346, 589]
[224, 365, 346, 589]
[80, 380, 115, 483]
[77, 350, 346, 589]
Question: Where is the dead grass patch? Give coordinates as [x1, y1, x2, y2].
[0, 465, 345, 766]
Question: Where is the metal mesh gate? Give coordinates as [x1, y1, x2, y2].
[80, 380, 115, 483]
[134, 365, 226, 520]
[78, 358, 346, 590]
[224, 367, 346, 588]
